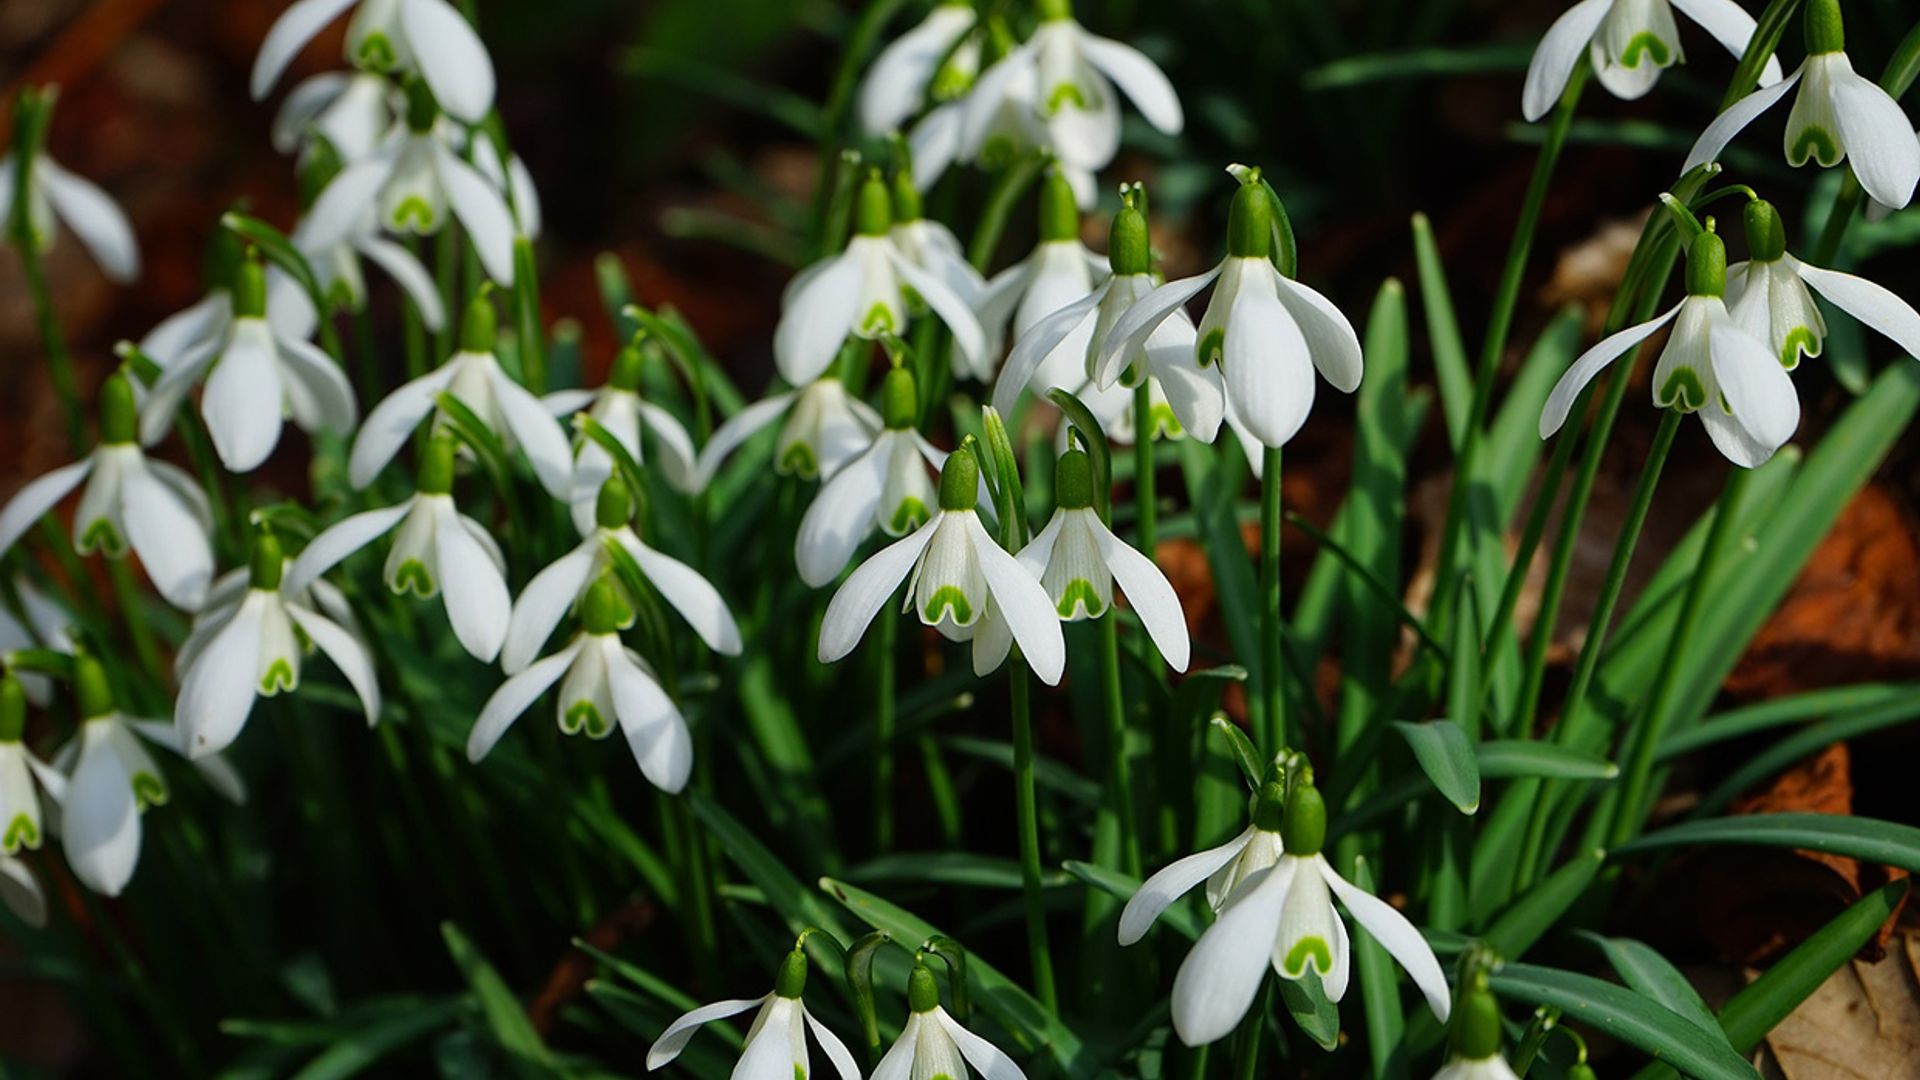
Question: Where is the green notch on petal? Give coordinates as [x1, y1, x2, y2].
[1789, 126, 1841, 168]
[1618, 31, 1672, 69]
[1150, 403, 1183, 439]
[563, 702, 612, 739]
[4, 813, 38, 853]
[1284, 935, 1332, 977]
[778, 443, 819, 477]
[1658, 368, 1706, 411]
[793, 1065, 806, 1080]
[1046, 83, 1090, 114]
[922, 586, 973, 624]
[390, 559, 437, 598]
[391, 197, 437, 232]
[888, 498, 930, 534]
[1781, 327, 1819, 369]
[132, 771, 168, 811]
[1056, 579, 1105, 619]
[356, 34, 399, 71]
[1196, 328, 1224, 368]
[259, 658, 297, 696]
[79, 518, 125, 557]
[861, 303, 896, 336]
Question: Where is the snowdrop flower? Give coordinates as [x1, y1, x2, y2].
[795, 368, 946, 588]
[889, 168, 988, 316]
[501, 475, 740, 674]
[288, 437, 511, 663]
[0, 580, 72, 707]
[2, 88, 140, 282]
[472, 135, 541, 239]
[1869, 129, 1920, 221]
[979, 168, 1107, 387]
[252, 0, 495, 125]
[0, 374, 214, 611]
[300, 81, 518, 285]
[65, 654, 245, 895]
[1683, 0, 1920, 211]
[1100, 171, 1362, 449]
[138, 257, 358, 473]
[693, 377, 881, 488]
[774, 171, 987, 386]
[1729, 198, 1920, 368]
[135, 238, 320, 373]
[860, 2, 980, 139]
[273, 71, 396, 163]
[0, 676, 56, 860]
[350, 294, 569, 495]
[288, 146, 447, 331]
[874, 962, 1027, 1080]
[1170, 777, 1451, 1046]
[1433, 981, 1523, 1080]
[174, 553, 370, 691]
[1119, 781, 1288, 947]
[1541, 223, 1799, 467]
[647, 945, 860, 1080]
[961, 0, 1182, 186]
[819, 446, 1066, 685]
[1522, 0, 1783, 121]
[544, 344, 699, 534]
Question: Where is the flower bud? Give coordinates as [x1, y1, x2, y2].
[882, 366, 919, 430]
[855, 171, 892, 238]
[1684, 227, 1728, 298]
[1566, 1064, 1598, 1080]
[580, 575, 631, 635]
[1108, 200, 1150, 277]
[938, 446, 980, 512]
[891, 169, 923, 225]
[417, 435, 457, 496]
[1449, 983, 1504, 1061]
[74, 653, 115, 721]
[1250, 779, 1287, 832]
[1281, 776, 1327, 855]
[596, 475, 632, 529]
[461, 288, 498, 353]
[1227, 177, 1273, 260]
[1037, 0, 1072, 21]
[250, 528, 285, 591]
[0, 675, 25, 742]
[1053, 449, 1095, 510]
[774, 947, 809, 999]
[1744, 199, 1787, 263]
[99, 370, 138, 445]
[1805, 0, 1844, 55]
[907, 962, 941, 1013]
[1038, 169, 1080, 243]
[233, 256, 268, 319]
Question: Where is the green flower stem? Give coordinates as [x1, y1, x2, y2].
[512, 236, 546, 393]
[1133, 387, 1159, 560]
[1010, 666, 1059, 1012]
[106, 558, 167, 697]
[1514, 408, 1683, 884]
[17, 242, 85, 453]
[873, 596, 896, 852]
[1259, 446, 1287, 753]
[434, 226, 460, 362]
[665, 792, 720, 984]
[1607, 466, 1750, 846]
[1479, 391, 1584, 677]
[403, 238, 430, 381]
[1096, 613, 1141, 877]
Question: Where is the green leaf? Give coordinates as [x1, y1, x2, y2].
[1476, 741, 1618, 781]
[1616, 813, 1920, 873]
[1277, 968, 1340, 1051]
[1579, 933, 1728, 1043]
[1689, 698, 1920, 818]
[939, 736, 1103, 806]
[1390, 720, 1479, 814]
[440, 923, 555, 1074]
[1210, 713, 1265, 788]
[843, 851, 1071, 891]
[1303, 43, 1536, 89]
[1287, 511, 1445, 661]
[1482, 846, 1604, 961]
[1410, 212, 1470, 448]
[691, 793, 851, 948]
[1658, 682, 1920, 761]
[1487, 963, 1758, 1080]
[1062, 861, 1201, 940]
[272, 999, 464, 1080]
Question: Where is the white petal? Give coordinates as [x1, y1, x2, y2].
[203, 322, 286, 472]
[0, 460, 91, 559]
[908, 101, 964, 190]
[971, 601, 1015, 677]
[775, 251, 864, 385]
[1320, 858, 1452, 1022]
[935, 1008, 1028, 1080]
[435, 509, 511, 661]
[1682, 67, 1801, 175]
[621, 534, 742, 655]
[146, 460, 214, 539]
[1798, 262, 1920, 359]
[1092, 516, 1188, 671]
[858, 10, 961, 135]
[960, 48, 1033, 152]
[348, 363, 458, 487]
[795, 443, 887, 588]
[287, 604, 382, 726]
[543, 388, 597, 417]
[357, 236, 447, 330]
[467, 639, 582, 761]
[1223, 274, 1316, 448]
[818, 519, 938, 663]
[1539, 303, 1681, 437]
[1170, 859, 1295, 1047]
[401, 0, 496, 124]
[302, 156, 395, 254]
[485, 365, 573, 497]
[734, 999, 800, 1080]
[888, 247, 989, 375]
[1522, 0, 1613, 121]
[1671, 0, 1784, 85]
[635, 401, 701, 494]
[1151, 336, 1225, 442]
[175, 593, 269, 758]
[128, 721, 247, 804]
[993, 286, 1105, 417]
[966, 514, 1065, 685]
[1079, 32, 1182, 134]
[1274, 276, 1363, 393]
[272, 72, 350, 153]
[0, 856, 45, 927]
[1119, 827, 1257, 945]
[65, 728, 141, 896]
[1830, 68, 1920, 210]
[501, 542, 596, 674]
[140, 291, 230, 368]
[605, 643, 692, 792]
[37, 157, 139, 282]
[1708, 321, 1799, 462]
[804, 1007, 863, 1080]
[120, 463, 214, 610]
[252, 0, 359, 98]
[646, 995, 770, 1072]
[869, 1018, 918, 1080]
[690, 391, 795, 489]
[276, 332, 360, 435]
[436, 148, 517, 284]
[287, 502, 412, 595]
[1096, 266, 1221, 387]
[1324, 903, 1352, 1002]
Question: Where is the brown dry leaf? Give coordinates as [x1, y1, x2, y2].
[1539, 212, 1647, 333]
[1760, 934, 1920, 1080]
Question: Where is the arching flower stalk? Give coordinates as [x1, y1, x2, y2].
[647, 943, 861, 1079]
[543, 343, 700, 535]
[794, 367, 947, 588]
[1521, 0, 1783, 121]
[252, 0, 496, 125]
[1728, 198, 1920, 369]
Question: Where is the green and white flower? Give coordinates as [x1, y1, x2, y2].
[1433, 981, 1523, 1080]
[0, 677, 58, 860]
[1728, 199, 1920, 368]
[795, 368, 946, 588]
[1683, 0, 1919, 210]
[979, 169, 1106, 385]
[0, 373, 214, 611]
[646, 946, 860, 1080]
[0, 579, 71, 707]
[1541, 225, 1799, 467]
[693, 377, 881, 487]
[1522, 0, 1782, 121]
[272, 71, 396, 163]
[543, 344, 699, 534]
[1119, 784, 1287, 946]
[2, 88, 140, 283]
[873, 963, 1027, 1080]
[252, 0, 495, 124]
[889, 168, 989, 321]
[819, 446, 1065, 685]
[859, 2, 980, 139]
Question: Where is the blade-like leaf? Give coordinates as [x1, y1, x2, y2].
[1391, 720, 1480, 814]
[1488, 963, 1758, 1080]
[1477, 741, 1618, 781]
[1616, 813, 1920, 873]
[1579, 933, 1728, 1044]
[440, 923, 555, 1073]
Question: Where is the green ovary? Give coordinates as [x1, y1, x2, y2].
[79, 518, 125, 557]
[1196, 328, 1225, 368]
[4, 813, 38, 852]
[888, 498, 930, 535]
[1056, 579, 1105, 620]
[563, 702, 612, 739]
[260, 658, 297, 696]
[1618, 32, 1672, 68]
[1781, 327, 1819, 369]
[1789, 126, 1841, 168]
[1284, 935, 1332, 977]
[1658, 367, 1706, 411]
[922, 586, 973, 625]
[391, 559, 437, 598]
[391, 196, 437, 232]
[132, 771, 168, 811]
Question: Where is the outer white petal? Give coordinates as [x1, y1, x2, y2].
[908, 102, 964, 190]
[795, 443, 887, 587]
[357, 236, 447, 330]
[348, 364, 458, 487]
[734, 998, 799, 1080]
[175, 593, 268, 758]
[1223, 276, 1316, 448]
[804, 1006, 863, 1080]
[1830, 67, 1920, 210]
[1170, 859, 1295, 1047]
[1078, 32, 1183, 134]
[501, 542, 596, 674]
[435, 510, 512, 661]
[251, 0, 360, 98]
[37, 157, 140, 282]
[1321, 858, 1452, 1022]
[1151, 334, 1225, 440]
[1682, 67, 1802, 175]
[935, 1008, 1028, 1080]
[140, 291, 230, 367]
[120, 463, 214, 610]
[272, 72, 350, 153]
[0, 856, 45, 927]
[1096, 266, 1221, 386]
[543, 388, 597, 417]
[0, 460, 91, 559]
[1798, 262, 1920, 359]
[971, 601, 1015, 676]
[203, 322, 286, 472]
[621, 535, 743, 655]
[858, 10, 959, 135]
[1671, 0, 1784, 85]
[818, 520, 938, 663]
[276, 332, 360, 435]
[436, 148, 517, 284]
[868, 1016, 919, 1080]
[888, 247, 989, 375]
[401, 0, 496, 124]
[645, 995, 769, 1071]
[960, 48, 1033, 152]
[1324, 906, 1352, 1002]
[1119, 827, 1257, 945]
[775, 251, 864, 385]
[1708, 321, 1799, 463]
[1091, 516, 1189, 670]
[1521, 0, 1613, 121]
[690, 392, 795, 489]
[146, 460, 214, 539]
[467, 639, 583, 761]
[993, 285, 1105, 417]
[1274, 276, 1363, 392]
[965, 514, 1065, 685]
[636, 401, 701, 494]
[287, 604, 383, 725]
[138, 337, 220, 447]
[485, 365, 573, 497]
[128, 721, 248, 804]
[605, 644, 692, 792]
[302, 156, 396, 253]
[287, 503, 412, 595]
[65, 728, 141, 896]
[1539, 304, 1681, 437]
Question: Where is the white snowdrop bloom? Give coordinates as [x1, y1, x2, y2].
[543, 345, 700, 535]
[135, 250, 319, 375]
[287, 149, 446, 332]
[299, 87, 518, 285]
[469, 576, 692, 789]
[692, 377, 882, 489]
[1728, 198, 1920, 368]
[472, 135, 541, 239]
[0, 89, 140, 283]
[1433, 983, 1525, 1080]
[874, 963, 1028, 1080]
[174, 557, 369, 690]
[0, 579, 72, 707]
[1099, 172, 1362, 450]
[647, 946, 861, 1080]
[1868, 128, 1920, 221]
[1683, 0, 1920, 210]
[977, 170, 1108, 392]
[63, 654, 245, 896]
[775, 172, 987, 386]
[0, 676, 59, 859]
[137, 259, 357, 474]
[287, 438, 511, 663]
[500, 475, 740, 674]
[0, 374, 214, 612]
[1541, 226, 1799, 467]
[889, 170, 989, 316]
[272, 71, 397, 162]
[1170, 780, 1450, 1047]
[860, 1, 980, 138]
[959, 0, 1181, 186]
[350, 295, 568, 494]
[819, 447, 1066, 685]
[252, 0, 495, 125]
[1119, 798, 1287, 946]
[795, 368, 946, 588]
[1522, 0, 1783, 121]
[175, 532, 380, 759]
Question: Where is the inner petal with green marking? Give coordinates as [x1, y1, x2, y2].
[1780, 327, 1819, 369]
[1283, 935, 1333, 977]
[1618, 31, 1671, 69]
[259, 657, 298, 696]
[4, 813, 38, 853]
[391, 196, 438, 232]
[79, 518, 126, 557]
[888, 498, 929, 535]
[922, 586, 973, 625]
[391, 559, 437, 598]
[1657, 367, 1706, 412]
[563, 701, 612, 739]
[132, 770, 168, 811]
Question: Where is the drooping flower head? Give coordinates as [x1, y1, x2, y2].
[1431, 979, 1524, 1080]
[1521, 0, 1783, 121]
[252, 0, 496, 125]
[693, 377, 882, 489]
[544, 343, 701, 535]
[1, 86, 140, 282]
[795, 367, 947, 588]
[1728, 198, 1920, 371]
[872, 961, 1029, 1080]
[860, 2, 982, 140]
[1120, 777, 1288, 947]
[0, 676, 49, 926]
[647, 943, 861, 1079]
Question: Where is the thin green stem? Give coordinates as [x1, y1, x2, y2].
[19, 244, 85, 453]
[665, 793, 719, 985]
[1479, 394, 1583, 691]
[1259, 446, 1286, 753]
[1096, 613, 1140, 877]
[1133, 387, 1158, 561]
[1010, 669, 1058, 1012]
[873, 597, 896, 852]
[106, 558, 166, 697]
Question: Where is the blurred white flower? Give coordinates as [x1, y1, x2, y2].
[646, 947, 860, 1080]
[0, 92, 140, 282]
[542, 345, 699, 535]
[693, 377, 882, 488]
[252, 0, 496, 125]
[794, 368, 946, 588]
[1521, 0, 1783, 121]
